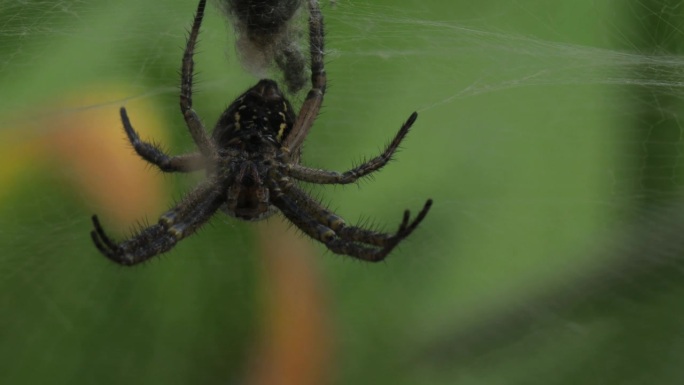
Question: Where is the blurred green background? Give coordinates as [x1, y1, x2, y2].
[2, 0, 684, 384]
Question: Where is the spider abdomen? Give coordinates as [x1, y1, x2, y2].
[212, 79, 296, 151]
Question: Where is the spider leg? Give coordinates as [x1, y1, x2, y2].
[120, 107, 206, 172]
[283, 112, 418, 184]
[179, 0, 217, 158]
[282, 0, 326, 156]
[271, 179, 432, 262]
[279, 178, 431, 244]
[91, 182, 224, 265]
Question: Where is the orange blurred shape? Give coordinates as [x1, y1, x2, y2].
[247, 217, 333, 385]
[0, 86, 169, 227]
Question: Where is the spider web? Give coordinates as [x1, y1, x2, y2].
[2, 0, 684, 384]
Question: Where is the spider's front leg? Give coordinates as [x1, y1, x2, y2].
[91, 183, 224, 265]
[271, 181, 432, 262]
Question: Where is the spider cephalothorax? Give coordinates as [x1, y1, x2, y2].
[90, 0, 432, 265]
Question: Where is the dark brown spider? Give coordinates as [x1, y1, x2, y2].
[90, 0, 432, 265]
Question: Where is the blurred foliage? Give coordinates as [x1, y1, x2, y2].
[2, 0, 684, 384]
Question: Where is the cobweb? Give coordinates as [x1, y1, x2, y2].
[2, 0, 684, 384]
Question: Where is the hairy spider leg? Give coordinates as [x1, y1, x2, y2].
[180, 0, 218, 158]
[282, 0, 327, 157]
[283, 112, 418, 184]
[120, 107, 206, 173]
[91, 183, 224, 265]
[270, 179, 432, 262]
[278, 178, 431, 243]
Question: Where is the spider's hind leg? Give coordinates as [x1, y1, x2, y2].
[282, 0, 328, 153]
[179, 0, 217, 158]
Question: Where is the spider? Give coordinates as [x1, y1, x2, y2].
[90, 0, 432, 265]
